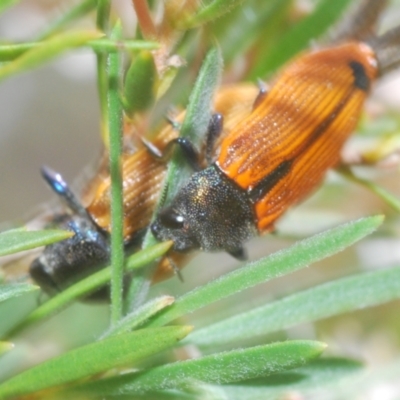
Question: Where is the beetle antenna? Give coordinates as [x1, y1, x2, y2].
[167, 256, 184, 282]
[41, 165, 93, 222]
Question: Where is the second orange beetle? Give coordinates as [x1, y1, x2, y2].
[151, 35, 390, 258]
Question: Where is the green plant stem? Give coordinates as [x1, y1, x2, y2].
[0, 30, 102, 82]
[96, 0, 111, 144]
[94, 0, 125, 324]
[0, 39, 159, 61]
[107, 21, 125, 324]
[339, 166, 400, 213]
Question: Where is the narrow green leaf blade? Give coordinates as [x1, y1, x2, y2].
[0, 283, 38, 303]
[218, 358, 363, 400]
[0, 229, 72, 256]
[0, 30, 102, 82]
[0, 326, 192, 399]
[142, 46, 222, 249]
[74, 340, 325, 396]
[145, 216, 383, 328]
[188, 265, 400, 346]
[102, 296, 175, 338]
[163, 45, 223, 204]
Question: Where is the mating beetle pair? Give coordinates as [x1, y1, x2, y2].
[30, 2, 400, 297]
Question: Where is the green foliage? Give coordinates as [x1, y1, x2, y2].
[145, 216, 383, 328]
[161, 46, 223, 206]
[107, 21, 125, 324]
[0, 31, 102, 81]
[0, 1, 400, 399]
[0, 283, 38, 303]
[141, 45, 223, 249]
[0, 229, 72, 256]
[0, 326, 191, 399]
[73, 341, 325, 396]
[187, 264, 400, 347]
[7, 242, 172, 334]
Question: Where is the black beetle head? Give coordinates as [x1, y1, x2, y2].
[151, 166, 256, 255]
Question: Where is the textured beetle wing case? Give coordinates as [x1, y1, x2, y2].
[86, 83, 258, 242]
[217, 43, 378, 232]
[78, 83, 259, 281]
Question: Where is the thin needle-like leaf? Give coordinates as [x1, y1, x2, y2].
[0, 283, 38, 303]
[0, 229, 72, 256]
[0, 30, 102, 82]
[144, 216, 383, 328]
[187, 265, 400, 347]
[0, 326, 192, 400]
[102, 296, 175, 338]
[70, 340, 326, 396]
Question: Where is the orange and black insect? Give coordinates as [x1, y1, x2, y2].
[28, 84, 258, 296]
[151, 8, 400, 259]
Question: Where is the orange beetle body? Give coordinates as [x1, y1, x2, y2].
[218, 42, 377, 233]
[85, 84, 258, 243]
[151, 42, 380, 257]
[28, 84, 258, 295]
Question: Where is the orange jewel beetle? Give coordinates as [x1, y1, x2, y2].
[27, 84, 258, 296]
[151, 2, 400, 259]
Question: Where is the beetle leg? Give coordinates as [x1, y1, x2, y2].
[252, 80, 269, 110]
[227, 246, 248, 261]
[141, 136, 164, 158]
[144, 113, 225, 170]
[142, 136, 202, 171]
[165, 113, 181, 130]
[205, 113, 224, 165]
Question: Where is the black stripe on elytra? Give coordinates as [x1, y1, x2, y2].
[247, 84, 356, 203]
[349, 60, 370, 91]
[249, 159, 293, 203]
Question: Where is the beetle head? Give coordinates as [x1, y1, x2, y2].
[151, 166, 256, 255]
